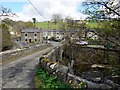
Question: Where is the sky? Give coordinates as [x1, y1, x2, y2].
[0, 0, 87, 22]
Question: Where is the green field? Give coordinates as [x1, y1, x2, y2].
[36, 22, 60, 30]
[86, 22, 99, 29]
[36, 21, 99, 30]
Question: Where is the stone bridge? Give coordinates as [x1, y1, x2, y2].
[38, 45, 120, 89]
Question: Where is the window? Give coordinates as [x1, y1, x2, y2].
[25, 39, 27, 41]
[35, 39, 37, 42]
[25, 33, 27, 36]
[34, 33, 37, 36]
[72, 33, 74, 35]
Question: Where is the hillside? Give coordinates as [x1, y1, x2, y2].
[36, 21, 98, 30]
[86, 22, 99, 29]
[36, 22, 60, 30]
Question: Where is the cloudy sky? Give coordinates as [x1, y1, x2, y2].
[1, 0, 87, 22]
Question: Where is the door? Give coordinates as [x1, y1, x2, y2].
[29, 39, 31, 43]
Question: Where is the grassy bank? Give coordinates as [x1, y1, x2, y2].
[34, 67, 70, 88]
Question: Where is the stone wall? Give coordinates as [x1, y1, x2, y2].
[44, 46, 62, 62]
[38, 47, 115, 89]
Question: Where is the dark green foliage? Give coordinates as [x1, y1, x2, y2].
[48, 37, 56, 41]
[32, 18, 36, 28]
[35, 67, 70, 88]
[96, 19, 120, 37]
[32, 18, 36, 24]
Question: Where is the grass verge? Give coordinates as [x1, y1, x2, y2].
[34, 67, 70, 88]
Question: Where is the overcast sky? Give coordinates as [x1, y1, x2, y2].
[1, 0, 88, 22]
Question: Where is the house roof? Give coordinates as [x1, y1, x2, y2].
[21, 28, 41, 33]
[43, 30, 80, 32]
[21, 29, 80, 33]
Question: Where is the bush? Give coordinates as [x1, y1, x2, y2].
[1, 23, 13, 51]
[35, 67, 70, 88]
[48, 37, 56, 41]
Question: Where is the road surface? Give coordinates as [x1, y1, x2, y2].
[1, 47, 54, 89]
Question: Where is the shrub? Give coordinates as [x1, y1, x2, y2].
[1, 23, 13, 51]
[35, 67, 70, 88]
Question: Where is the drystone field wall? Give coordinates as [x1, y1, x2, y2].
[38, 46, 114, 89]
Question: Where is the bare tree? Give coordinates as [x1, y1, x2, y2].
[82, 0, 120, 19]
[51, 14, 62, 25]
[81, 0, 120, 49]
[0, 5, 16, 17]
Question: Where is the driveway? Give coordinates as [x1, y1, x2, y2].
[1, 47, 54, 89]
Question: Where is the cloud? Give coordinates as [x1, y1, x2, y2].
[8, 12, 31, 21]
[11, 0, 87, 21]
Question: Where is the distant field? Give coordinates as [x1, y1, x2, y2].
[86, 22, 99, 29]
[36, 21, 99, 30]
[36, 22, 60, 30]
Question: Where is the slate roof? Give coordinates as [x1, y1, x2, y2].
[21, 29, 80, 33]
[21, 28, 41, 33]
[15, 41, 29, 48]
[43, 30, 80, 32]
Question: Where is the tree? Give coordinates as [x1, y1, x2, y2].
[1, 23, 13, 51]
[0, 5, 16, 17]
[82, 0, 120, 20]
[51, 14, 62, 25]
[81, 0, 120, 48]
[2, 19, 34, 34]
[32, 18, 36, 28]
[2, 18, 15, 25]
[96, 19, 120, 48]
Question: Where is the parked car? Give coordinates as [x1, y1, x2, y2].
[76, 41, 88, 45]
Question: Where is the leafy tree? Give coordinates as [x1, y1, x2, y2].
[81, 0, 120, 48]
[1, 23, 13, 51]
[2, 19, 34, 34]
[96, 19, 120, 48]
[2, 18, 15, 26]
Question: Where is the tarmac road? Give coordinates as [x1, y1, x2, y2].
[1, 47, 54, 89]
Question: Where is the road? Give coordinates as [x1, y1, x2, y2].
[0, 46, 54, 89]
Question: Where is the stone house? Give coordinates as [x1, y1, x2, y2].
[43, 30, 65, 40]
[21, 28, 43, 43]
[43, 30, 80, 40]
